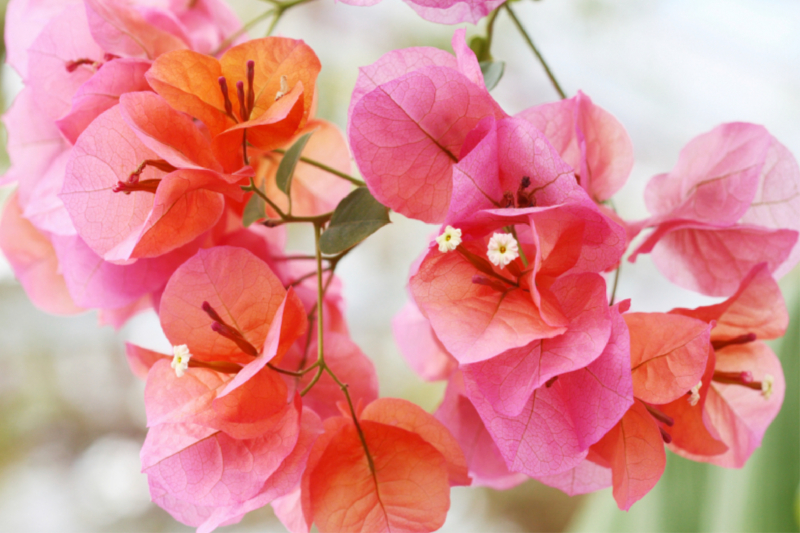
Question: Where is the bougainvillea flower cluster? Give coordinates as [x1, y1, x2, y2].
[357, 30, 797, 514]
[1, 1, 797, 532]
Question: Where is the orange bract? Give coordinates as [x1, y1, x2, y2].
[146, 37, 320, 153]
[309, 422, 450, 533]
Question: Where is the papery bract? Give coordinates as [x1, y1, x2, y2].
[591, 399, 666, 511]
[624, 312, 711, 405]
[0, 192, 82, 315]
[159, 246, 304, 364]
[339, 0, 505, 25]
[303, 399, 465, 533]
[461, 303, 633, 478]
[666, 263, 788, 467]
[629, 123, 800, 296]
[517, 90, 634, 203]
[349, 30, 504, 223]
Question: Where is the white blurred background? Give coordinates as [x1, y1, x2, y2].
[0, 0, 798, 531]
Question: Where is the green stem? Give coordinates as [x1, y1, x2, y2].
[273, 149, 366, 187]
[485, 8, 500, 53]
[609, 262, 621, 306]
[268, 361, 319, 377]
[243, 178, 334, 226]
[504, 4, 567, 99]
[212, 9, 276, 56]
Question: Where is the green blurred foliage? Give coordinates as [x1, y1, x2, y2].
[569, 269, 800, 533]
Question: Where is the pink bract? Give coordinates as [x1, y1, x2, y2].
[629, 123, 800, 296]
[339, 0, 505, 25]
[461, 303, 633, 479]
[517, 90, 634, 203]
[349, 30, 504, 223]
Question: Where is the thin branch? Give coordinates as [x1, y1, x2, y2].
[212, 9, 275, 56]
[504, 4, 567, 99]
[273, 149, 366, 187]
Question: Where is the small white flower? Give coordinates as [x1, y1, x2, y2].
[688, 381, 702, 406]
[274, 75, 289, 101]
[761, 374, 774, 400]
[486, 232, 519, 268]
[171, 344, 192, 378]
[435, 225, 462, 252]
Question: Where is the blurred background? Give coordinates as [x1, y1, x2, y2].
[0, 0, 797, 531]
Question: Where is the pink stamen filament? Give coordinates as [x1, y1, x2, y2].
[644, 403, 674, 427]
[712, 370, 764, 391]
[659, 426, 672, 444]
[711, 333, 757, 351]
[202, 301, 259, 357]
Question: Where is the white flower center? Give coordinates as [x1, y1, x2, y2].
[274, 75, 289, 101]
[171, 344, 192, 378]
[435, 226, 462, 252]
[688, 381, 702, 406]
[486, 232, 519, 268]
[761, 374, 774, 400]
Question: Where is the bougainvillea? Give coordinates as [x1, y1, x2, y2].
[1, 0, 797, 531]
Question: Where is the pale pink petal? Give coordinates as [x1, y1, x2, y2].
[348, 46, 457, 120]
[403, 0, 506, 25]
[59, 105, 163, 260]
[552, 304, 634, 448]
[2, 88, 68, 194]
[125, 342, 167, 379]
[464, 273, 611, 417]
[451, 29, 483, 87]
[57, 58, 153, 144]
[644, 123, 770, 224]
[272, 488, 309, 533]
[196, 409, 324, 533]
[172, 0, 243, 55]
[98, 294, 153, 329]
[392, 299, 457, 382]
[84, 0, 187, 59]
[649, 224, 797, 297]
[537, 459, 611, 496]
[0, 192, 82, 315]
[5, 0, 79, 79]
[27, 5, 103, 122]
[350, 65, 503, 222]
[435, 373, 527, 490]
[51, 234, 191, 309]
[445, 117, 503, 224]
[739, 137, 800, 278]
[143, 406, 300, 508]
[517, 91, 634, 202]
[21, 151, 76, 236]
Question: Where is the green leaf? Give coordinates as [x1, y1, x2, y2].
[480, 60, 505, 91]
[319, 187, 390, 255]
[469, 36, 490, 62]
[276, 132, 313, 195]
[242, 189, 265, 227]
